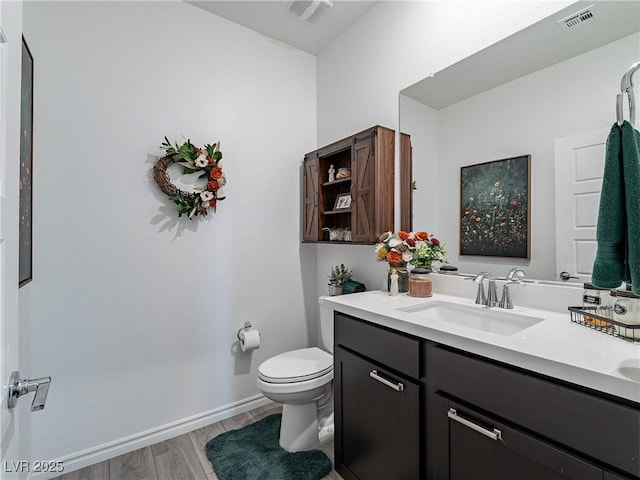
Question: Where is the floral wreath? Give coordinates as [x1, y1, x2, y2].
[153, 136, 226, 219]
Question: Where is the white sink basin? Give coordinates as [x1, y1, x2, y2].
[618, 358, 640, 383]
[397, 300, 544, 335]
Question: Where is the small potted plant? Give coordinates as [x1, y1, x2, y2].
[328, 264, 353, 296]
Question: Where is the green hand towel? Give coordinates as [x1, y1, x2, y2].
[592, 121, 640, 295]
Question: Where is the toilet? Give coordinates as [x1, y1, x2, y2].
[256, 298, 334, 452]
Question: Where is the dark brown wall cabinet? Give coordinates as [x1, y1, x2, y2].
[302, 126, 395, 244]
[334, 310, 640, 480]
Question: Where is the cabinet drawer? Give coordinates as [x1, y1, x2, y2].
[335, 311, 421, 378]
[432, 346, 640, 477]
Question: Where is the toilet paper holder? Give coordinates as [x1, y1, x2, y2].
[237, 321, 253, 340]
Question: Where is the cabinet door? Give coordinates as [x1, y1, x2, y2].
[302, 158, 318, 241]
[433, 397, 603, 480]
[335, 347, 419, 480]
[351, 138, 376, 242]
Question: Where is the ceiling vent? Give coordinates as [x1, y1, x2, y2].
[558, 5, 600, 33]
[287, 0, 334, 24]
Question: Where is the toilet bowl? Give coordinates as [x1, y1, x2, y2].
[256, 298, 335, 452]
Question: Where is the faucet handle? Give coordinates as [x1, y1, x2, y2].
[473, 271, 490, 282]
[499, 280, 525, 309]
[474, 282, 486, 305]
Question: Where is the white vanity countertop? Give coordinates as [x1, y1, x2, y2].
[321, 291, 640, 404]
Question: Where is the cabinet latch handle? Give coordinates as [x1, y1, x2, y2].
[447, 408, 502, 442]
[369, 369, 404, 392]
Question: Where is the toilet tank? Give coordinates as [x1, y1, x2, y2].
[318, 296, 334, 354]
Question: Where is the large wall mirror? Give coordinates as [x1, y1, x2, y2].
[400, 1, 640, 283]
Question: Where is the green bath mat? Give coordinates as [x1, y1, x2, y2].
[205, 414, 332, 480]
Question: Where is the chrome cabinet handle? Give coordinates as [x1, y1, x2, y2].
[447, 408, 502, 442]
[369, 370, 404, 392]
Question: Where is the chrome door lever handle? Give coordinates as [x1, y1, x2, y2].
[7, 371, 52, 411]
[559, 271, 579, 281]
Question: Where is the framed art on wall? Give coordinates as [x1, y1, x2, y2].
[460, 155, 531, 259]
[19, 36, 33, 287]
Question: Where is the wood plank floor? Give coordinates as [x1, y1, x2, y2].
[53, 402, 343, 480]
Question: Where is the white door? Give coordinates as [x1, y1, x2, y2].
[554, 127, 609, 284]
[1, 5, 27, 477]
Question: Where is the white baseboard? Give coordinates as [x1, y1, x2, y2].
[29, 394, 271, 479]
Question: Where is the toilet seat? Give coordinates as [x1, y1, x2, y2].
[258, 347, 333, 384]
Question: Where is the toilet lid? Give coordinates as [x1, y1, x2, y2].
[258, 347, 333, 384]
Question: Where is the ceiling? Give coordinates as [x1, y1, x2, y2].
[401, 1, 640, 109]
[186, 1, 379, 55]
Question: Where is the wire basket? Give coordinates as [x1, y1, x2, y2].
[568, 306, 640, 342]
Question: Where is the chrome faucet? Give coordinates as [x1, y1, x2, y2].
[506, 267, 526, 281]
[472, 272, 498, 307]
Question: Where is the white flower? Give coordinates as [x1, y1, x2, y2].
[200, 190, 214, 202]
[217, 175, 226, 186]
[388, 237, 402, 248]
[216, 188, 225, 199]
[402, 250, 413, 263]
[195, 153, 208, 168]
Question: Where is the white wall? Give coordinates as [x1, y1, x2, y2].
[22, 0, 316, 466]
[434, 33, 640, 280]
[314, 1, 572, 294]
[399, 95, 439, 232]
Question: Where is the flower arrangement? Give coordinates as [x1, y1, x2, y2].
[153, 136, 226, 219]
[375, 231, 446, 267]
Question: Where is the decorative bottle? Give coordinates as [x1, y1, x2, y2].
[389, 269, 399, 297]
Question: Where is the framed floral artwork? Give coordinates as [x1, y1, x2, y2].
[19, 36, 34, 287]
[460, 155, 531, 258]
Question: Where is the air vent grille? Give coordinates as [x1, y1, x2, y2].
[558, 5, 600, 32]
[287, 0, 334, 24]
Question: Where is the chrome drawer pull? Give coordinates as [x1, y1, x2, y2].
[447, 408, 502, 442]
[369, 370, 404, 392]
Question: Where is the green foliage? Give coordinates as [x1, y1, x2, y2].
[328, 264, 353, 286]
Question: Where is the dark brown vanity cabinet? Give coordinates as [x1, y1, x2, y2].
[334, 312, 422, 480]
[334, 310, 640, 480]
[302, 126, 395, 244]
[427, 346, 640, 480]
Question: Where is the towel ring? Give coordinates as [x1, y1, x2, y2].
[617, 61, 640, 127]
